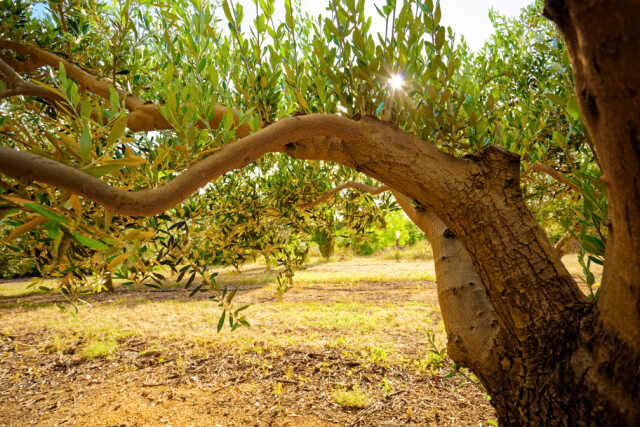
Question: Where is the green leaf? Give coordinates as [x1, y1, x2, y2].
[566, 96, 582, 121]
[45, 221, 61, 239]
[424, 0, 434, 13]
[217, 310, 226, 332]
[375, 101, 385, 117]
[80, 124, 92, 161]
[189, 283, 203, 297]
[24, 202, 67, 224]
[552, 131, 566, 149]
[106, 115, 128, 147]
[234, 304, 251, 314]
[222, 0, 233, 22]
[285, 0, 294, 29]
[581, 235, 605, 255]
[435, 27, 445, 50]
[80, 100, 92, 119]
[58, 62, 67, 83]
[72, 232, 109, 250]
[222, 109, 234, 130]
[82, 164, 125, 177]
[109, 86, 120, 112]
[544, 92, 564, 106]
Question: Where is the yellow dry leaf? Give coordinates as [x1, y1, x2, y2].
[6, 216, 49, 241]
[108, 252, 131, 270]
[70, 195, 82, 216]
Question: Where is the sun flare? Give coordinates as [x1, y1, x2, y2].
[388, 73, 405, 90]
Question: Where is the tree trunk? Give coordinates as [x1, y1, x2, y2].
[393, 189, 639, 424]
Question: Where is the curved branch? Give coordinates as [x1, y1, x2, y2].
[0, 53, 46, 74]
[0, 40, 250, 136]
[0, 109, 584, 347]
[304, 181, 504, 381]
[0, 40, 143, 110]
[391, 190, 503, 382]
[299, 182, 390, 209]
[0, 114, 362, 216]
[0, 55, 24, 87]
[0, 56, 63, 101]
[523, 162, 582, 193]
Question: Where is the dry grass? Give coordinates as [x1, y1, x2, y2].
[6, 252, 580, 425]
[0, 252, 600, 426]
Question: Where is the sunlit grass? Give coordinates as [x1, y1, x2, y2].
[333, 384, 370, 408]
[0, 255, 447, 367]
[82, 339, 118, 360]
[2, 294, 444, 364]
[0, 278, 59, 298]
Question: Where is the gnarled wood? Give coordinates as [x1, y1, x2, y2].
[544, 0, 640, 346]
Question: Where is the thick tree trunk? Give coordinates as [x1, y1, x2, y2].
[544, 0, 640, 346]
[394, 190, 639, 424]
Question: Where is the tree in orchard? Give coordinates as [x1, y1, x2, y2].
[0, 0, 639, 424]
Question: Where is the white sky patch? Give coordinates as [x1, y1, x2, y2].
[223, 0, 535, 51]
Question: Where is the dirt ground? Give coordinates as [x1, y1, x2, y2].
[0, 255, 597, 426]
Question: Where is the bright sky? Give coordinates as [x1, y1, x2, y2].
[230, 0, 535, 51]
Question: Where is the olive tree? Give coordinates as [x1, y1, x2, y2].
[0, 0, 638, 423]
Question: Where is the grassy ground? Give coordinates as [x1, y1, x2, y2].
[0, 253, 596, 426]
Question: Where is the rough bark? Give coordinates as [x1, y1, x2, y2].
[391, 191, 503, 381]
[544, 0, 640, 346]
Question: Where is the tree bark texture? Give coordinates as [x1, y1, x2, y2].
[544, 0, 640, 346]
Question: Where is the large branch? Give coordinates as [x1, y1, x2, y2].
[0, 112, 584, 350]
[391, 190, 504, 384]
[0, 114, 360, 216]
[0, 56, 63, 101]
[306, 181, 504, 382]
[0, 40, 250, 136]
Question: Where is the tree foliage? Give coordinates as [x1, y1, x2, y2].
[0, 0, 602, 311]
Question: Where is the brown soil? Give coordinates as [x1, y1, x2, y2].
[0, 335, 492, 426]
[8, 255, 597, 426]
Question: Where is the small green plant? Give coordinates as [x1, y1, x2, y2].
[332, 384, 370, 408]
[82, 339, 118, 360]
[380, 377, 394, 395]
[366, 346, 389, 365]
